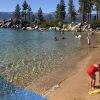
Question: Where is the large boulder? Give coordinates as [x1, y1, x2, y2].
[5, 22, 12, 27]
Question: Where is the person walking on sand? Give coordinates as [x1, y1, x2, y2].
[87, 64, 100, 89]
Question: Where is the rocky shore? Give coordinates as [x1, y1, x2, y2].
[0, 19, 100, 33]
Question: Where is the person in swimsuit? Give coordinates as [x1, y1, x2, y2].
[87, 64, 100, 89]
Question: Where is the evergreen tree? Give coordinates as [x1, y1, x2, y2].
[59, 0, 66, 23]
[79, 0, 86, 23]
[13, 4, 21, 21]
[27, 5, 32, 22]
[94, 0, 100, 21]
[38, 8, 44, 23]
[32, 14, 35, 22]
[79, 0, 93, 23]
[55, 4, 61, 22]
[79, 0, 88, 23]
[22, 0, 28, 21]
[87, 0, 93, 23]
[68, 0, 77, 22]
[55, 0, 66, 25]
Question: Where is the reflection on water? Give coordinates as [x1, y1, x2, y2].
[0, 28, 85, 87]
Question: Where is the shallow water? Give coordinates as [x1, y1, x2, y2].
[0, 28, 94, 88]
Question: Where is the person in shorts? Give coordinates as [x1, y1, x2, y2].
[87, 64, 100, 89]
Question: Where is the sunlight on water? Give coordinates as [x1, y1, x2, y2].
[0, 28, 87, 87]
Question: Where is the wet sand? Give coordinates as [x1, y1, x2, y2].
[26, 46, 90, 94]
[47, 44, 100, 100]
[27, 32, 100, 100]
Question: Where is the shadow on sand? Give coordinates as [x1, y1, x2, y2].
[92, 46, 98, 48]
[95, 85, 100, 89]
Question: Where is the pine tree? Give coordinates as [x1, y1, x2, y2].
[79, 0, 88, 23]
[55, 0, 66, 25]
[22, 0, 28, 21]
[27, 5, 32, 22]
[79, 0, 93, 23]
[87, 0, 93, 23]
[38, 8, 44, 23]
[94, 0, 100, 21]
[79, 0, 86, 23]
[32, 14, 35, 22]
[68, 0, 77, 22]
[13, 4, 21, 21]
[55, 4, 61, 22]
[59, 0, 66, 23]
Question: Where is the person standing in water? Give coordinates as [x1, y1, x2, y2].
[87, 28, 93, 48]
[87, 37, 91, 48]
[61, 30, 65, 39]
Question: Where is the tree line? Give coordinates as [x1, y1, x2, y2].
[79, 0, 100, 23]
[13, 0, 44, 26]
[13, 0, 100, 26]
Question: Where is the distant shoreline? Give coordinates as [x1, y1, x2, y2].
[0, 19, 100, 33]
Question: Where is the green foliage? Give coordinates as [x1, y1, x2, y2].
[13, 4, 21, 21]
[41, 20, 58, 28]
[38, 8, 44, 23]
[27, 5, 32, 22]
[22, 0, 28, 21]
[90, 20, 100, 29]
[94, 0, 100, 20]
[55, 4, 61, 22]
[68, 0, 77, 22]
[79, 0, 94, 23]
[60, 0, 66, 21]
[21, 20, 30, 27]
[22, 0, 28, 11]
[55, 0, 66, 24]
[12, 0, 100, 28]
[32, 14, 35, 22]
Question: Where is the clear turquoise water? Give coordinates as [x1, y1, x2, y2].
[0, 28, 87, 87]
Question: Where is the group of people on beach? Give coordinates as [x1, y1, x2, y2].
[74, 27, 100, 90]
[74, 27, 94, 48]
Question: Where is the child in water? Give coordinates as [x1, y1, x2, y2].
[87, 64, 100, 89]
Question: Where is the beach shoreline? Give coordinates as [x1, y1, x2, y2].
[26, 47, 90, 93]
[46, 45, 100, 100]
[26, 38, 94, 94]
[26, 33, 100, 100]
[26, 32, 100, 100]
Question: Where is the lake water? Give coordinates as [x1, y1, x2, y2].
[0, 28, 91, 88]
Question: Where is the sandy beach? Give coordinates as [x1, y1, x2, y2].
[0, 0, 100, 100]
[25, 32, 100, 100]
[46, 44, 100, 100]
